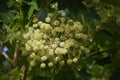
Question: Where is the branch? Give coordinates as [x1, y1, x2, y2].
[21, 65, 28, 80]
[0, 41, 4, 54]
[0, 41, 19, 67]
[2, 52, 16, 67]
[72, 68, 82, 80]
[13, 41, 19, 65]
[89, 44, 120, 57]
[0, 40, 15, 67]
[89, 49, 109, 57]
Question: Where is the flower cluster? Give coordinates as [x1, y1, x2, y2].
[23, 12, 90, 69]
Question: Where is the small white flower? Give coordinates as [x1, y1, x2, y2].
[67, 59, 72, 65]
[45, 17, 51, 23]
[48, 62, 54, 67]
[33, 24, 38, 28]
[53, 20, 60, 26]
[51, 44, 57, 49]
[60, 42, 65, 47]
[41, 56, 47, 61]
[59, 60, 65, 65]
[30, 60, 36, 67]
[40, 63, 46, 68]
[25, 45, 31, 51]
[73, 58, 78, 63]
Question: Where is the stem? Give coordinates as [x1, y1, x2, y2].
[72, 68, 82, 80]
[89, 44, 120, 57]
[0, 40, 4, 54]
[13, 41, 19, 65]
[2, 52, 16, 67]
[22, 65, 28, 80]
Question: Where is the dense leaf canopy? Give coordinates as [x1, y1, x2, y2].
[0, 0, 120, 80]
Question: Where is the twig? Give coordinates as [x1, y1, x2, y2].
[2, 52, 16, 67]
[21, 65, 28, 80]
[89, 44, 120, 57]
[0, 41, 4, 54]
[72, 68, 82, 80]
[13, 41, 19, 65]
[89, 49, 109, 57]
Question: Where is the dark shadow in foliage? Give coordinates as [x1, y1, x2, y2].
[32, 76, 50, 80]
[95, 30, 116, 47]
[57, 0, 100, 23]
[77, 69, 92, 80]
[110, 70, 120, 80]
[0, 0, 9, 14]
[58, 0, 84, 16]
[95, 56, 112, 66]
[54, 66, 76, 80]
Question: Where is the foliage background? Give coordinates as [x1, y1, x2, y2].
[0, 0, 120, 80]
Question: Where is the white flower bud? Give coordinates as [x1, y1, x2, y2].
[48, 62, 54, 67]
[47, 13, 53, 17]
[34, 29, 40, 33]
[51, 44, 57, 49]
[40, 44, 44, 49]
[25, 45, 31, 51]
[80, 46, 85, 50]
[67, 59, 72, 65]
[45, 17, 51, 23]
[28, 27, 34, 31]
[43, 35, 48, 39]
[33, 46, 39, 51]
[73, 58, 78, 63]
[23, 34, 29, 39]
[29, 52, 36, 58]
[62, 49, 67, 55]
[49, 49, 54, 56]
[59, 60, 65, 65]
[55, 56, 61, 62]
[75, 34, 81, 38]
[33, 24, 38, 28]
[55, 38, 60, 41]
[41, 56, 47, 61]
[60, 18, 65, 23]
[27, 40, 33, 46]
[51, 30, 56, 36]
[55, 47, 61, 54]
[33, 33, 41, 40]
[40, 63, 46, 68]
[60, 42, 65, 47]
[44, 45, 49, 49]
[38, 21, 43, 26]
[30, 60, 36, 67]
[32, 18, 38, 23]
[85, 48, 90, 53]
[53, 20, 60, 26]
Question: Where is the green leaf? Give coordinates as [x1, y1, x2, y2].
[28, 0, 38, 19]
